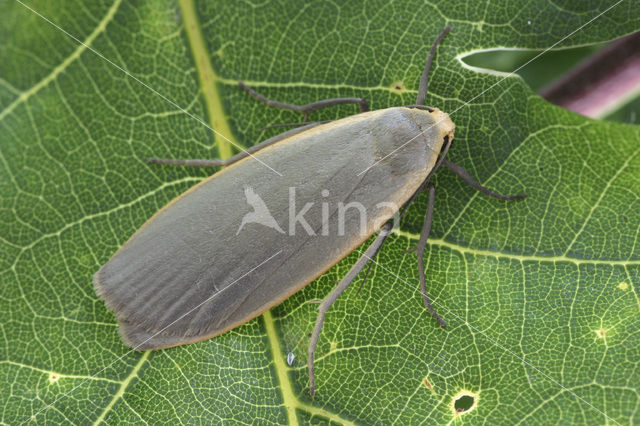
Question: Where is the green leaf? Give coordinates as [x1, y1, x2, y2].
[1, 0, 639, 424]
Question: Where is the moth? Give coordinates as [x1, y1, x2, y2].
[94, 27, 525, 395]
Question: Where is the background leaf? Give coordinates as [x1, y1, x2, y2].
[1, 0, 639, 424]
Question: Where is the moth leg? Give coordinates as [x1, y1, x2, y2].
[308, 222, 393, 397]
[148, 157, 225, 167]
[259, 120, 331, 131]
[443, 159, 526, 201]
[239, 82, 369, 121]
[416, 26, 451, 106]
[353, 255, 376, 298]
[415, 184, 446, 327]
[353, 224, 395, 298]
[149, 122, 324, 168]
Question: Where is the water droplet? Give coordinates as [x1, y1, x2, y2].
[286, 352, 295, 366]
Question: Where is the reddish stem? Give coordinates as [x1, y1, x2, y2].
[540, 31, 640, 118]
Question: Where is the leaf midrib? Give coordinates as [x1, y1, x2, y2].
[179, 0, 234, 159]
[177, 3, 356, 425]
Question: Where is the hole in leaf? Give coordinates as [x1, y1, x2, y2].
[459, 45, 602, 92]
[459, 32, 640, 124]
[390, 81, 405, 94]
[454, 394, 475, 413]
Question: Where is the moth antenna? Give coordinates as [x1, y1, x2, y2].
[416, 26, 451, 106]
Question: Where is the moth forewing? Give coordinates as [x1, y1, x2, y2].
[94, 107, 454, 350]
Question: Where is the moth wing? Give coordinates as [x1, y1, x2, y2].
[118, 318, 194, 350]
[94, 108, 440, 347]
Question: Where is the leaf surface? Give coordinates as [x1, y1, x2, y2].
[1, 0, 639, 424]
